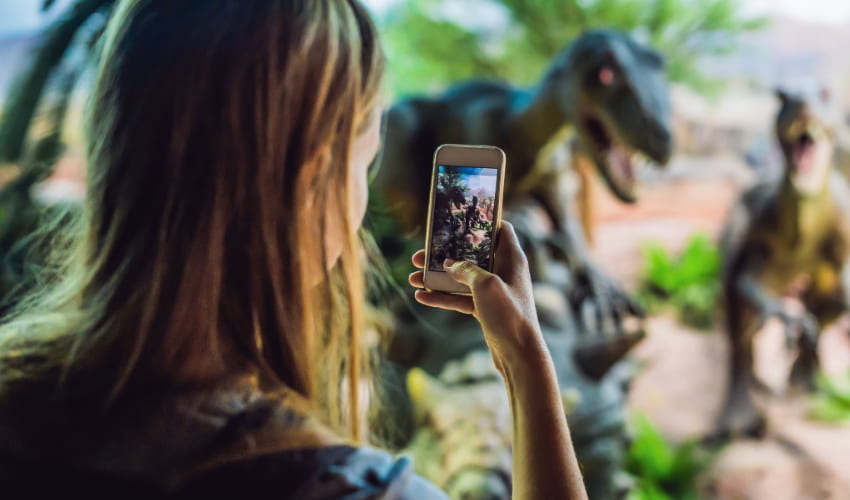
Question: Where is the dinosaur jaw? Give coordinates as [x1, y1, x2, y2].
[578, 114, 655, 204]
[785, 126, 833, 195]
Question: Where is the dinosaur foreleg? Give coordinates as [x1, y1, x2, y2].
[788, 328, 820, 392]
[529, 174, 643, 338]
[793, 282, 847, 391]
[738, 270, 818, 350]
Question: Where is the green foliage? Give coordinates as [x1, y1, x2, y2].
[625, 413, 715, 500]
[809, 371, 850, 424]
[437, 167, 468, 208]
[638, 233, 720, 329]
[376, 0, 767, 97]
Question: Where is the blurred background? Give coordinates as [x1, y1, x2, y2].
[2, 1, 850, 498]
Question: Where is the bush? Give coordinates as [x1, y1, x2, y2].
[626, 414, 716, 500]
[809, 371, 850, 424]
[377, 0, 767, 97]
[638, 233, 720, 329]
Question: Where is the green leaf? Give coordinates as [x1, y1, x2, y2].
[626, 413, 716, 499]
[808, 371, 850, 424]
[627, 414, 675, 480]
[637, 233, 720, 329]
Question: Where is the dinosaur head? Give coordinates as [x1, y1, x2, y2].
[560, 30, 673, 203]
[775, 88, 837, 195]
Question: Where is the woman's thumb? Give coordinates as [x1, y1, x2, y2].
[443, 259, 492, 289]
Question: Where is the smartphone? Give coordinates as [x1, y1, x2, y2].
[423, 144, 506, 295]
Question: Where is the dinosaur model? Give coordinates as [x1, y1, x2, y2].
[373, 29, 673, 336]
[373, 30, 669, 499]
[716, 88, 850, 438]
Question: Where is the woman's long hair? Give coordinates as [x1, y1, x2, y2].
[0, 0, 384, 443]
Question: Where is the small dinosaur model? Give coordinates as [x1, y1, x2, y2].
[403, 353, 513, 500]
[373, 29, 673, 335]
[716, 88, 850, 438]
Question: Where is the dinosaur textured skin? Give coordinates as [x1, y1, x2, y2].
[716, 89, 850, 439]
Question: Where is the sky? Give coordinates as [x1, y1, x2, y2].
[440, 166, 498, 196]
[1, 0, 849, 37]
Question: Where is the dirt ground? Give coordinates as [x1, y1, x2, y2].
[589, 155, 850, 499]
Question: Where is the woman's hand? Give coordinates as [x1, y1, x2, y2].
[408, 221, 546, 371]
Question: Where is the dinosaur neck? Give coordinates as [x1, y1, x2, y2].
[507, 65, 575, 154]
[778, 169, 832, 244]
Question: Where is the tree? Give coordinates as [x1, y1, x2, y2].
[437, 166, 469, 210]
[376, 0, 768, 97]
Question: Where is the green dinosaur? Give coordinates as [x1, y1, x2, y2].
[373, 29, 673, 337]
[716, 88, 850, 439]
[374, 30, 665, 499]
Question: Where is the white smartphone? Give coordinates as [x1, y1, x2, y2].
[423, 144, 506, 295]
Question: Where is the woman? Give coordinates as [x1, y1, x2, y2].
[0, 0, 586, 498]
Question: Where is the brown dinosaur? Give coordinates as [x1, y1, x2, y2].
[716, 88, 850, 438]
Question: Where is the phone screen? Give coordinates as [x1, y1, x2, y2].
[428, 164, 499, 272]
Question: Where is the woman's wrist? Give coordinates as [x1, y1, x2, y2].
[497, 323, 559, 391]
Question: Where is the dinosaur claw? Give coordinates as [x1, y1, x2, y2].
[573, 330, 646, 380]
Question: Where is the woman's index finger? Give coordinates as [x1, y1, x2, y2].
[411, 249, 426, 269]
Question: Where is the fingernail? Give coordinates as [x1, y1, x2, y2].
[443, 258, 456, 269]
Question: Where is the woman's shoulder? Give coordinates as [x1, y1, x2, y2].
[179, 444, 450, 500]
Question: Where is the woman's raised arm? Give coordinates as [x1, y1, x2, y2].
[409, 221, 588, 500]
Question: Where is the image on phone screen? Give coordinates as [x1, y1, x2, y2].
[428, 165, 498, 272]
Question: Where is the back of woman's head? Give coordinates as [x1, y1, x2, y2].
[0, 0, 383, 441]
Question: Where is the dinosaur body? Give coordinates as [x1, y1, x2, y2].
[717, 89, 850, 438]
[374, 29, 672, 336]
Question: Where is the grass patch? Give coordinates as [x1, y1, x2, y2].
[638, 233, 720, 330]
[809, 371, 850, 424]
[625, 414, 717, 500]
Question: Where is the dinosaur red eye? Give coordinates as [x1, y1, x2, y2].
[599, 66, 615, 86]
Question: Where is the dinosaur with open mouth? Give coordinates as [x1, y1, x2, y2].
[714, 88, 850, 440]
[373, 29, 673, 338]
[372, 30, 672, 499]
